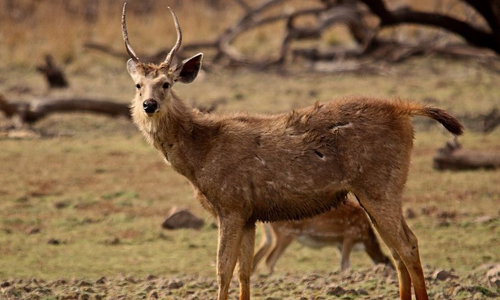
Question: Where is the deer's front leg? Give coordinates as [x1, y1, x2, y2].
[216, 215, 245, 300]
[237, 223, 256, 300]
[340, 237, 354, 271]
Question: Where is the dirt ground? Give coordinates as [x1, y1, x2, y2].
[1, 264, 498, 300]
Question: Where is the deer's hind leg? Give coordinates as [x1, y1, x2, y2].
[265, 230, 294, 273]
[355, 192, 428, 300]
[252, 223, 274, 273]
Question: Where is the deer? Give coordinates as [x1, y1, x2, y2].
[253, 200, 393, 273]
[121, 4, 464, 300]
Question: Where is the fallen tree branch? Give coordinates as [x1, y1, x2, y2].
[0, 96, 130, 125]
[434, 138, 500, 171]
[0, 95, 223, 127]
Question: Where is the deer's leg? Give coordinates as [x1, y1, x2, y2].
[216, 216, 245, 300]
[388, 248, 412, 300]
[265, 232, 294, 273]
[363, 228, 393, 268]
[400, 219, 428, 300]
[340, 237, 354, 271]
[356, 193, 428, 300]
[252, 223, 274, 273]
[237, 223, 256, 300]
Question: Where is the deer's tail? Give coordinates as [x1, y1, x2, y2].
[402, 102, 464, 135]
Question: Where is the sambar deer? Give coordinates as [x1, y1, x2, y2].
[121, 4, 463, 300]
[253, 200, 393, 273]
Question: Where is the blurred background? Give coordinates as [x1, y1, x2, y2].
[0, 0, 499, 299]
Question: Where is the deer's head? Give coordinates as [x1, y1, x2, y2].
[122, 3, 203, 118]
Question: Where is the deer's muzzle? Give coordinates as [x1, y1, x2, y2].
[143, 99, 158, 114]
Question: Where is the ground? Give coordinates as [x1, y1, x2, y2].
[0, 56, 499, 299]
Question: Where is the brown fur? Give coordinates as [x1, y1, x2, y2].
[122, 9, 463, 300]
[253, 200, 393, 273]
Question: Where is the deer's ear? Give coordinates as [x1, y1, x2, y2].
[126, 58, 138, 76]
[172, 53, 203, 84]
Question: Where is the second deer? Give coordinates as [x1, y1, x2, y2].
[253, 200, 393, 273]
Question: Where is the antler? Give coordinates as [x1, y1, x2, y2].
[164, 7, 183, 66]
[121, 3, 140, 63]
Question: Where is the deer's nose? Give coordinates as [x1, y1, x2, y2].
[143, 99, 158, 114]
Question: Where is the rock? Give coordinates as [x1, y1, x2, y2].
[489, 278, 500, 289]
[27, 227, 41, 235]
[0, 281, 10, 288]
[95, 277, 106, 284]
[436, 211, 456, 220]
[369, 263, 395, 277]
[475, 263, 497, 272]
[357, 289, 369, 295]
[104, 237, 121, 245]
[325, 285, 345, 296]
[146, 274, 157, 281]
[474, 215, 495, 224]
[54, 201, 70, 209]
[149, 290, 159, 299]
[486, 264, 500, 288]
[161, 279, 184, 290]
[432, 269, 458, 281]
[79, 293, 91, 300]
[47, 238, 60, 245]
[77, 280, 93, 287]
[162, 207, 205, 230]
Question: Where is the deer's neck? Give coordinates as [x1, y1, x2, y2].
[133, 91, 208, 182]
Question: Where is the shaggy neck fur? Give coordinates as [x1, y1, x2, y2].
[131, 90, 206, 182]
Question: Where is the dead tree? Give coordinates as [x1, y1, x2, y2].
[360, 0, 500, 54]
[85, 0, 500, 70]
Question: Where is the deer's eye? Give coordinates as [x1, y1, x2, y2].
[135, 84, 141, 89]
[162, 82, 170, 89]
